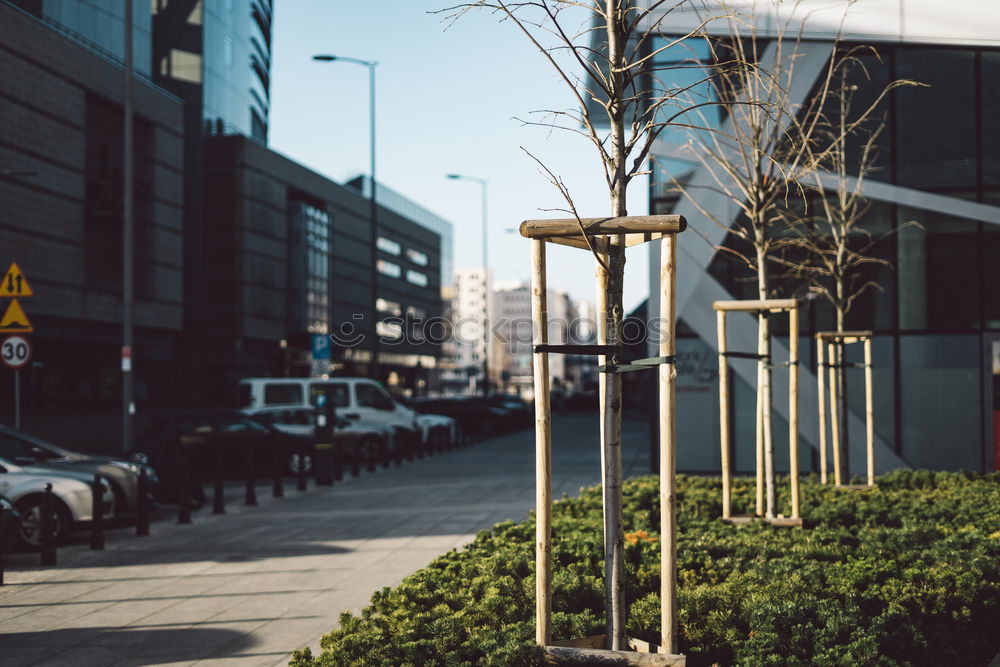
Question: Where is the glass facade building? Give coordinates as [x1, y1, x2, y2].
[10, 0, 153, 76]
[642, 3, 1000, 473]
[152, 0, 272, 142]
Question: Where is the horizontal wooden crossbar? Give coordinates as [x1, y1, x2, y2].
[713, 298, 800, 312]
[815, 330, 872, 340]
[519, 215, 686, 239]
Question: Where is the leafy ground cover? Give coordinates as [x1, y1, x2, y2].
[292, 470, 1000, 666]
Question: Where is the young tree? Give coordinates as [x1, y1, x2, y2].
[775, 48, 921, 483]
[663, 1, 909, 518]
[443, 0, 734, 652]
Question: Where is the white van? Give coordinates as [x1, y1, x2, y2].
[238, 377, 455, 448]
[239, 376, 412, 424]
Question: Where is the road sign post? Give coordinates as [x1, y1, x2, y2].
[2, 335, 31, 429]
[1, 262, 35, 428]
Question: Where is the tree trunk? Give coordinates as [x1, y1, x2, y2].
[835, 297, 849, 484]
[755, 241, 776, 518]
[602, 0, 627, 649]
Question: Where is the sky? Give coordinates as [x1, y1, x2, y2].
[268, 0, 650, 312]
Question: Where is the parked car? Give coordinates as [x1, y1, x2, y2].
[238, 377, 425, 450]
[0, 425, 158, 516]
[134, 410, 342, 502]
[241, 404, 392, 468]
[0, 457, 113, 548]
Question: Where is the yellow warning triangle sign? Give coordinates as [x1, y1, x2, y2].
[0, 262, 32, 298]
[0, 299, 32, 333]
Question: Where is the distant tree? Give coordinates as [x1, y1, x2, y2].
[662, 1, 913, 517]
[773, 46, 921, 482]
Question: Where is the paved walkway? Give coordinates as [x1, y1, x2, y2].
[0, 414, 653, 666]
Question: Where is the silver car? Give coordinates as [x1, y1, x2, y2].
[0, 425, 157, 515]
[0, 456, 113, 548]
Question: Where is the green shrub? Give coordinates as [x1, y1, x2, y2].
[294, 470, 1000, 666]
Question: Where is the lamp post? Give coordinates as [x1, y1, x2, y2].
[313, 54, 380, 380]
[446, 174, 490, 396]
[123, 0, 134, 454]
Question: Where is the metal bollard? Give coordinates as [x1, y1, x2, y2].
[351, 440, 361, 477]
[406, 431, 416, 462]
[40, 483, 56, 566]
[90, 475, 105, 551]
[245, 446, 257, 506]
[296, 445, 308, 491]
[136, 467, 149, 536]
[333, 441, 343, 481]
[212, 444, 225, 514]
[366, 440, 377, 473]
[0, 505, 5, 586]
[272, 439, 284, 498]
[380, 436, 390, 469]
[177, 450, 192, 524]
[314, 443, 334, 486]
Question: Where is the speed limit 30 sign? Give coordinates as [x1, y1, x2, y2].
[1, 335, 31, 369]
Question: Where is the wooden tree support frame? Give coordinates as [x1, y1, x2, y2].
[522, 215, 686, 665]
[714, 299, 801, 527]
[815, 331, 875, 488]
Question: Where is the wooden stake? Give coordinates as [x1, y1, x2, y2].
[531, 239, 552, 646]
[788, 306, 800, 519]
[755, 360, 764, 516]
[659, 234, 678, 653]
[816, 338, 827, 484]
[716, 310, 731, 519]
[828, 342, 841, 487]
[864, 337, 875, 487]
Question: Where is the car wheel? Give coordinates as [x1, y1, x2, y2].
[14, 495, 72, 550]
[288, 452, 313, 474]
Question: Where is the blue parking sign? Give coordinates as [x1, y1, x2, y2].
[312, 333, 331, 359]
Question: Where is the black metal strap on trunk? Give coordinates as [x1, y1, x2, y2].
[820, 361, 870, 369]
[533, 344, 618, 355]
[767, 360, 799, 369]
[598, 355, 676, 374]
[721, 350, 769, 360]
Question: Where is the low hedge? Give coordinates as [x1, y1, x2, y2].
[291, 470, 1000, 666]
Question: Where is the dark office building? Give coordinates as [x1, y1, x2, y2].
[202, 136, 443, 402]
[0, 2, 185, 447]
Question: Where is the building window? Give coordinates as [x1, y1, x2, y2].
[376, 320, 403, 340]
[377, 298, 402, 315]
[406, 248, 428, 266]
[377, 237, 401, 255]
[406, 270, 428, 287]
[378, 259, 401, 278]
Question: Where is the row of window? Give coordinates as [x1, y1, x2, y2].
[377, 259, 429, 286]
[377, 236, 429, 266]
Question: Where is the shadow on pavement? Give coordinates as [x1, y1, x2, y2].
[2, 539, 352, 572]
[0, 625, 254, 666]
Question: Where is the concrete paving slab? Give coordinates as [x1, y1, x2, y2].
[0, 415, 653, 666]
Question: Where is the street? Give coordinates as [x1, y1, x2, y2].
[0, 415, 653, 667]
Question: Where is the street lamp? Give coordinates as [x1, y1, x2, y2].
[446, 173, 490, 396]
[313, 54, 381, 380]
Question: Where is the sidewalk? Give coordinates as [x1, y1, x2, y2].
[0, 414, 654, 666]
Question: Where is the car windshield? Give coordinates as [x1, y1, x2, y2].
[0, 429, 67, 460]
